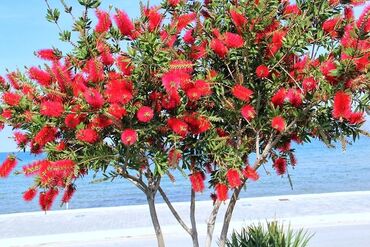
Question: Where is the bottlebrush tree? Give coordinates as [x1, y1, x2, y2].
[0, 0, 369, 247]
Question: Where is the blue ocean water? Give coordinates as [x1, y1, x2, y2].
[0, 137, 369, 214]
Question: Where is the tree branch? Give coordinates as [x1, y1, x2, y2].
[158, 186, 192, 235]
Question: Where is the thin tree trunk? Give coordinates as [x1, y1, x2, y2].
[190, 189, 199, 247]
[218, 187, 242, 247]
[205, 201, 221, 247]
[158, 186, 192, 235]
[147, 193, 166, 247]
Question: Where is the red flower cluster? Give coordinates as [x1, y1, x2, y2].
[243, 166, 259, 181]
[274, 158, 287, 175]
[0, 156, 17, 178]
[255, 65, 269, 78]
[121, 129, 138, 146]
[226, 169, 242, 188]
[95, 9, 111, 33]
[137, 106, 154, 123]
[232, 85, 253, 102]
[23, 188, 37, 202]
[40, 100, 64, 117]
[76, 128, 99, 144]
[215, 183, 228, 202]
[189, 172, 205, 193]
[271, 116, 286, 132]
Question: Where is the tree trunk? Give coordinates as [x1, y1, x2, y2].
[147, 193, 166, 247]
[218, 187, 242, 247]
[205, 201, 221, 247]
[190, 189, 199, 247]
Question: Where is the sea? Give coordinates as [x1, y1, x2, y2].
[0, 137, 369, 214]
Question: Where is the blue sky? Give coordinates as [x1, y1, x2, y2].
[0, 1, 368, 152]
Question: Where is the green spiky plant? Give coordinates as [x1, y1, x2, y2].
[226, 221, 313, 247]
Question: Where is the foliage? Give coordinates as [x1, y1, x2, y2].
[0, 0, 369, 246]
[226, 221, 313, 247]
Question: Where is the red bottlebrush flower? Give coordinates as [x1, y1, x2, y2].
[321, 60, 337, 83]
[0, 75, 6, 87]
[183, 29, 195, 44]
[302, 77, 317, 92]
[116, 56, 134, 76]
[168, 0, 181, 7]
[114, 10, 134, 37]
[162, 70, 190, 94]
[289, 153, 298, 166]
[56, 141, 66, 151]
[76, 128, 99, 144]
[36, 49, 61, 61]
[40, 100, 64, 117]
[62, 185, 76, 203]
[332, 91, 351, 120]
[357, 5, 370, 32]
[348, 112, 365, 125]
[175, 13, 196, 32]
[344, 7, 354, 21]
[274, 158, 287, 175]
[51, 61, 72, 91]
[355, 55, 369, 72]
[168, 118, 189, 137]
[241, 105, 256, 121]
[226, 169, 242, 188]
[91, 115, 112, 128]
[84, 88, 104, 108]
[232, 85, 253, 101]
[121, 129, 138, 146]
[137, 106, 154, 123]
[186, 87, 202, 101]
[95, 9, 112, 33]
[243, 166, 259, 181]
[256, 65, 269, 78]
[224, 32, 244, 48]
[286, 88, 303, 107]
[2, 109, 12, 119]
[84, 58, 105, 83]
[283, 4, 302, 15]
[14, 132, 28, 146]
[194, 80, 212, 96]
[189, 172, 205, 193]
[210, 39, 229, 58]
[160, 30, 177, 47]
[162, 92, 181, 110]
[23, 160, 49, 177]
[0, 156, 17, 178]
[2, 92, 21, 106]
[183, 114, 211, 135]
[168, 148, 182, 167]
[105, 79, 133, 104]
[322, 18, 341, 38]
[64, 114, 81, 129]
[108, 104, 127, 119]
[272, 116, 286, 132]
[169, 60, 193, 74]
[271, 88, 287, 107]
[146, 8, 163, 31]
[30, 140, 43, 154]
[28, 67, 52, 86]
[215, 183, 228, 201]
[39, 189, 59, 211]
[34, 126, 57, 147]
[23, 188, 37, 202]
[230, 9, 247, 29]
[7, 72, 21, 90]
